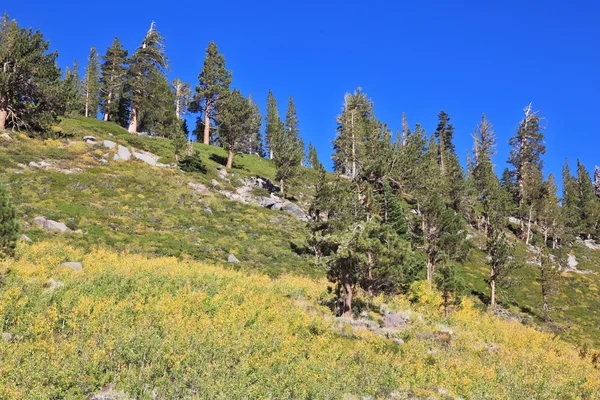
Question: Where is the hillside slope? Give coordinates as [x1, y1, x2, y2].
[1, 241, 599, 399]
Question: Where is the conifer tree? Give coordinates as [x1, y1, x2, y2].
[82, 47, 100, 118]
[172, 78, 191, 120]
[190, 41, 231, 145]
[472, 114, 496, 166]
[99, 37, 128, 122]
[243, 94, 262, 155]
[332, 88, 375, 179]
[434, 110, 464, 212]
[507, 104, 546, 241]
[574, 160, 600, 238]
[0, 182, 19, 259]
[61, 62, 83, 116]
[434, 110, 455, 174]
[273, 96, 303, 197]
[0, 13, 61, 131]
[538, 248, 560, 322]
[171, 119, 188, 162]
[307, 142, 320, 169]
[395, 123, 427, 196]
[264, 89, 282, 159]
[487, 224, 519, 308]
[435, 262, 464, 317]
[125, 22, 175, 135]
[537, 174, 563, 248]
[561, 159, 579, 242]
[215, 89, 253, 169]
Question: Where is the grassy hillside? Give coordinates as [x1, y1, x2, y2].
[0, 117, 319, 277]
[1, 241, 599, 399]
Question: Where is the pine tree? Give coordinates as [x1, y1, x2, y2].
[332, 88, 376, 179]
[307, 142, 320, 169]
[125, 22, 175, 135]
[82, 47, 100, 118]
[273, 96, 303, 197]
[507, 104, 546, 241]
[0, 182, 19, 259]
[538, 247, 560, 322]
[171, 119, 188, 162]
[190, 42, 231, 145]
[574, 160, 600, 238]
[99, 38, 128, 122]
[561, 159, 579, 242]
[435, 262, 464, 317]
[472, 113, 496, 166]
[61, 62, 83, 116]
[243, 94, 262, 155]
[434, 110, 455, 174]
[486, 225, 519, 308]
[434, 110, 464, 212]
[0, 13, 61, 132]
[172, 78, 191, 120]
[215, 89, 253, 169]
[395, 122, 428, 196]
[537, 174, 563, 248]
[264, 89, 282, 159]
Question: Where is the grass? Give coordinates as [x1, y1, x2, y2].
[1, 241, 599, 399]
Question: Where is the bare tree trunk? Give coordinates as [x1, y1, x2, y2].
[0, 109, 7, 130]
[526, 205, 533, 245]
[342, 276, 353, 318]
[269, 148, 273, 160]
[103, 94, 112, 121]
[203, 103, 211, 145]
[226, 148, 233, 169]
[366, 252, 374, 296]
[490, 276, 496, 307]
[128, 107, 138, 134]
[280, 179, 285, 199]
[427, 253, 434, 288]
[103, 112, 109, 121]
[85, 89, 89, 117]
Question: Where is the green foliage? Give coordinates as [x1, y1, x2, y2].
[0, 181, 19, 259]
[307, 141, 319, 169]
[0, 13, 61, 132]
[272, 96, 303, 197]
[264, 89, 282, 159]
[99, 37, 128, 122]
[178, 154, 206, 173]
[82, 47, 101, 118]
[190, 41, 232, 144]
[171, 119, 188, 161]
[60, 62, 83, 116]
[215, 88, 254, 167]
[538, 247, 560, 321]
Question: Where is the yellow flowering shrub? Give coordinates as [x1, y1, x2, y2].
[0, 242, 599, 399]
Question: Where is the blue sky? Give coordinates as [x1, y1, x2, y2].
[4, 1, 600, 182]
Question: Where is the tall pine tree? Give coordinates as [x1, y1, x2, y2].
[99, 37, 128, 122]
[82, 47, 100, 118]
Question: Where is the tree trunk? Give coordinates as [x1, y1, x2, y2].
[366, 251, 374, 296]
[203, 103, 211, 145]
[426, 252, 434, 288]
[269, 148, 273, 160]
[85, 90, 89, 118]
[128, 107, 137, 134]
[490, 277, 496, 308]
[0, 109, 7, 130]
[280, 179, 285, 199]
[226, 148, 233, 169]
[342, 275, 353, 318]
[526, 205, 533, 245]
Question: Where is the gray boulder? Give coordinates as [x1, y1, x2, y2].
[45, 278, 64, 292]
[272, 202, 284, 210]
[20, 234, 32, 243]
[2, 332, 13, 342]
[34, 216, 69, 233]
[188, 182, 210, 195]
[61, 261, 82, 271]
[281, 202, 306, 219]
[83, 136, 97, 143]
[381, 311, 408, 329]
[0, 133, 11, 141]
[260, 197, 279, 208]
[211, 179, 221, 187]
[115, 145, 131, 161]
[133, 149, 160, 166]
[228, 253, 240, 263]
[103, 140, 117, 149]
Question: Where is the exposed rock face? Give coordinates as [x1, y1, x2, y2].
[568, 254, 578, 269]
[103, 140, 117, 149]
[114, 145, 131, 161]
[20, 234, 32, 242]
[133, 149, 160, 166]
[188, 182, 210, 195]
[281, 202, 306, 220]
[228, 254, 240, 263]
[381, 311, 408, 329]
[61, 261, 82, 271]
[34, 216, 69, 233]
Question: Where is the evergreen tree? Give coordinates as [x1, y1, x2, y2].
[171, 119, 188, 162]
[242, 94, 262, 155]
[434, 110, 464, 212]
[0, 182, 19, 259]
[486, 225, 519, 308]
[307, 142, 320, 169]
[61, 62, 83, 116]
[537, 174, 563, 248]
[574, 160, 600, 238]
[435, 262, 464, 317]
[172, 78, 191, 120]
[264, 89, 282, 159]
[215, 89, 253, 168]
[82, 47, 100, 118]
[0, 13, 61, 132]
[273, 96, 303, 197]
[99, 37, 128, 122]
[472, 113, 496, 166]
[507, 104, 546, 241]
[434, 110, 455, 174]
[561, 159, 579, 242]
[538, 247, 560, 322]
[125, 22, 175, 135]
[395, 122, 428, 196]
[190, 41, 232, 145]
[332, 88, 376, 179]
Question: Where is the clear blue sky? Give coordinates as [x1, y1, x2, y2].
[4, 1, 600, 182]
